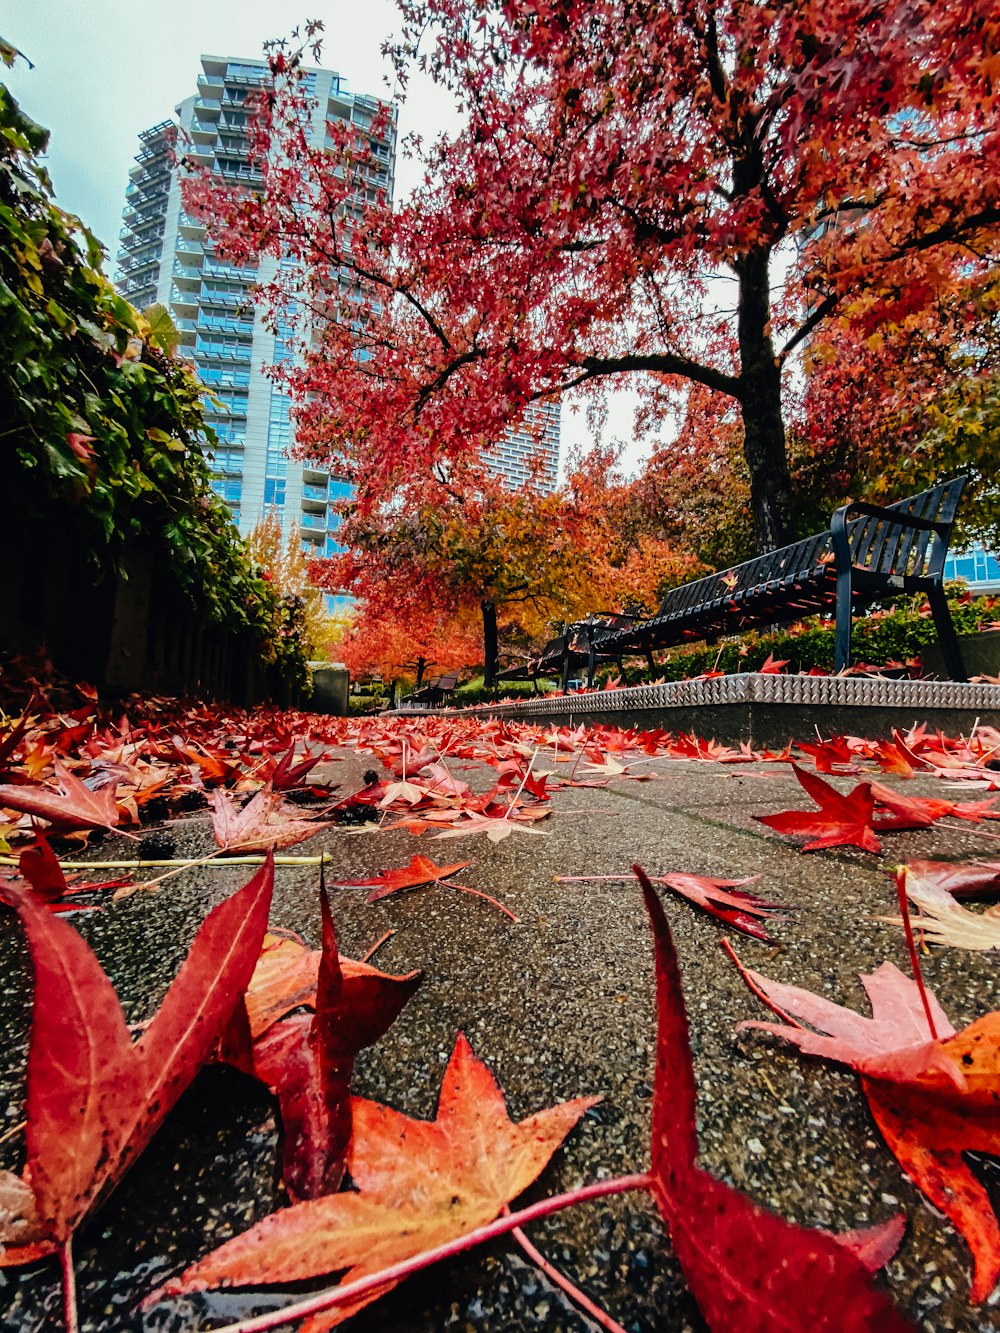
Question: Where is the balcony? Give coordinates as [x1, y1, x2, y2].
[122, 199, 163, 224]
[302, 484, 329, 504]
[172, 263, 203, 285]
[197, 315, 254, 335]
[203, 401, 249, 421]
[139, 118, 174, 144]
[225, 71, 271, 87]
[199, 289, 247, 312]
[174, 245, 204, 265]
[118, 251, 161, 276]
[119, 223, 164, 250]
[202, 259, 258, 282]
[300, 513, 327, 531]
[194, 344, 252, 363]
[197, 73, 225, 94]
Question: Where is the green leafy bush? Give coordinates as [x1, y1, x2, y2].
[0, 84, 308, 683]
[594, 592, 998, 685]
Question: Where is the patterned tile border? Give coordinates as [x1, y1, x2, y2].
[394, 673, 1000, 720]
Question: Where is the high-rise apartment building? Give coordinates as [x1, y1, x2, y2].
[116, 56, 396, 563]
[486, 399, 561, 492]
[117, 55, 560, 560]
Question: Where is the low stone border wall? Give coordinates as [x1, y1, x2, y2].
[392, 673, 1000, 746]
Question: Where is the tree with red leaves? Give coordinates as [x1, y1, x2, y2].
[185, 1, 1000, 554]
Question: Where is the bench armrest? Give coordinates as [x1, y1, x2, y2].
[830, 498, 954, 576]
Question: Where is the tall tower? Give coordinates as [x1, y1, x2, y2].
[117, 55, 560, 571]
[485, 398, 561, 492]
[116, 56, 397, 571]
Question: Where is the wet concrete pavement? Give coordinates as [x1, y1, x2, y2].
[1, 743, 998, 1331]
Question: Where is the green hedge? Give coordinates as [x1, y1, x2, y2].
[596, 592, 998, 685]
[0, 83, 309, 687]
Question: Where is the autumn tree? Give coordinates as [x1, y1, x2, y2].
[246, 510, 334, 661]
[333, 600, 482, 691]
[322, 471, 598, 686]
[184, 2, 1000, 555]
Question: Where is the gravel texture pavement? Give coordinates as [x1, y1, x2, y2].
[1, 741, 998, 1332]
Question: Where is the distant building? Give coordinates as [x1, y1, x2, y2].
[944, 544, 1000, 593]
[116, 55, 396, 572]
[116, 55, 560, 573]
[486, 398, 561, 492]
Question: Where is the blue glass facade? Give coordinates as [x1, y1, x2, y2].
[944, 545, 1000, 592]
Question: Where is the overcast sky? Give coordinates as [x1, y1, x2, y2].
[3, 0, 650, 472]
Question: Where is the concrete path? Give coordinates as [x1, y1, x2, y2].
[1, 742, 997, 1331]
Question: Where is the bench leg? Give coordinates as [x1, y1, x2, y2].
[587, 642, 596, 690]
[560, 651, 570, 692]
[834, 571, 852, 673]
[645, 650, 656, 680]
[927, 583, 967, 681]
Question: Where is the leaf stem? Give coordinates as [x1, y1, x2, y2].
[359, 929, 395, 963]
[193, 1173, 652, 1333]
[60, 1238, 78, 1333]
[894, 867, 938, 1040]
[0, 1118, 26, 1147]
[721, 938, 805, 1028]
[511, 1224, 629, 1333]
[449, 881, 520, 922]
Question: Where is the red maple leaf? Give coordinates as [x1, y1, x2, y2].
[797, 735, 859, 774]
[556, 869, 788, 942]
[210, 785, 330, 852]
[0, 761, 119, 833]
[728, 942, 1000, 1302]
[755, 765, 882, 853]
[232, 888, 421, 1201]
[0, 858, 274, 1269]
[16, 836, 130, 912]
[150, 1034, 598, 1324]
[331, 854, 517, 920]
[637, 868, 914, 1330]
[758, 653, 789, 674]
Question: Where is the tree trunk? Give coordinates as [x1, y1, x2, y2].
[414, 656, 426, 689]
[737, 246, 793, 553]
[481, 599, 498, 688]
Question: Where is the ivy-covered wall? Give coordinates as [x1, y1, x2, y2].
[0, 83, 308, 692]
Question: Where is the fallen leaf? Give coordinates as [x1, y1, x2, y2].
[729, 945, 1000, 1301]
[555, 870, 787, 943]
[332, 855, 472, 901]
[895, 859, 1000, 900]
[152, 1034, 598, 1326]
[0, 761, 119, 833]
[0, 857, 274, 1261]
[637, 866, 913, 1331]
[246, 887, 420, 1200]
[882, 869, 1000, 953]
[755, 766, 882, 853]
[211, 785, 329, 852]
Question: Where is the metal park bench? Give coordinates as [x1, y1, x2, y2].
[498, 613, 640, 691]
[501, 478, 969, 689]
[408, 673, 459, 708]
[590, 477, 969, 683]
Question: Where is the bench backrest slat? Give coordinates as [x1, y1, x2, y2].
[847, 478, 965, 579]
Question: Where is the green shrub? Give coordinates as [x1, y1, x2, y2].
[594, 592, 998, 685]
